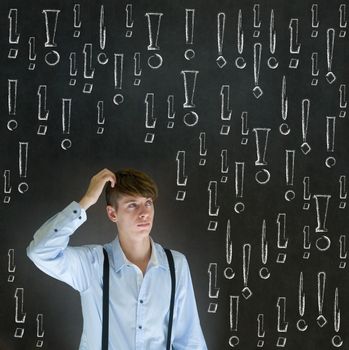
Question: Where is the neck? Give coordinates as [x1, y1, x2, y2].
[118, 234, 152, 266]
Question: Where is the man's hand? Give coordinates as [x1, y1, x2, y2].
[79, 168, 116, 210]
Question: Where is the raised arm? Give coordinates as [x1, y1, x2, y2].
[27, 168, 116, 292]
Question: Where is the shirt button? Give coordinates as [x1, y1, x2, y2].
[140, 300, 143, 304]
[73, 210, 77, 214]
[138, 325, 142, 330]
[54, 229, 58, 232]
[79, 216, 82, 219]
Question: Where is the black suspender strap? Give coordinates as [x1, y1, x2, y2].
[164, 248, 176, 350]
[102, 248, 110, 350]
[101, 247, 176, 350]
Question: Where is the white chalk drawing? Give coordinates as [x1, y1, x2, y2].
[289, 18, 300, 65]
[176, 150, 187, 187]
[184, 9, 195, 60]
[36, 314, 44, 347]
[199, 132, 207, 166]
[301, 99, 311, 154]
[339, 84, 347, 118]
[28, 37, 36, 70]
[332, 287, 343, 347]
[339, 4, 347, 37]
[145, 13, 163, 69]
[289, 18, 300, 69]
[18, 142, 29, 193]
[167, 95, 175, 128]
[235, 10, 246, 69]
[224, 220, 235, 280]
[311, 52, 319, 86]
[228, 296, 239, 346]
[253, 4, 261, 37]
[113, 54, 124, 104]
[220, 149, 228, 182]
[253, 43, 263, 98]
[133, 52, 142, 86]
[259, 219, 270, 279]
[73, 4, 81, 38]
[317, 271, 327, 327]
[15, 287, 26, 323]
[216, 12, 226, 68]
[37, 85, 49, 135]
[97, 5, 108, 65]
[277, 297, 288, 332]
[83, 43, 95, 80]
[276, 213, 288, 249]
[257, 314, 265, 347]
[234, 162, 245, 213]
[125, 4, 134, 38]
[296, 272, 308, 331]
[97, 101, 105, 134]
[8, 9, 20, 44]
[241, 111, 249, 145]
[42, 10, 60, 47]
[339, 235, 347, 268]
[3, 170, 12, 204]
[325, 116, 336, 168]
[303, 176, 311, 210]
[69, 52, 77, 86]
[7, 79, 18, 131]
[279, 76, 289, 135]
[242, 244, 252, 299]
[303, 225, 311, 259]
[144, 93, 156, 130]
[314, 194, 331, 251]
[8, 9, 20, 59]
[285, 150, 295, 201]
[8, 248, 16, 282]
[253, 128, 270, 166]
[208, 263, 220, 298]
[268, 9, 278, 69]
[207, 262, 219, 313]
[61, 99, 72, 150]
[339, 175, 347, 209]
[43, 10, 60, 65]
[182, 70, 198, 109]
[311, 4, 319, 38]
[326, 29, 336, 84]
[208, 181, 219, 216]
[220, 85, 232, 121]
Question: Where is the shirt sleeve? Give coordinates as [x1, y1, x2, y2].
[26, 201, 99, 292]
[172, 253, 208, 350]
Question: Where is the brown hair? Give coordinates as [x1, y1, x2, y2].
[105, 168, 158, 208]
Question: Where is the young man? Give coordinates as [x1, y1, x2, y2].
[27, 168, 207, 350]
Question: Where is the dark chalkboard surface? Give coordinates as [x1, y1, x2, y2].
[1, 0, 349, 349]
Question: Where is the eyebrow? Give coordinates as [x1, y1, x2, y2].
[122, 197, 152, 204]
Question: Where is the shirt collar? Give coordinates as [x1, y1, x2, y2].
[110, 236, 168, 272]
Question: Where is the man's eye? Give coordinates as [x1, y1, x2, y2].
[128, 203, 136, 208]
[146, 200, 153, 206]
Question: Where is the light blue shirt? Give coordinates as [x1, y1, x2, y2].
[27, 202, 207, 350]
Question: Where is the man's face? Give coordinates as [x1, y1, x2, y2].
[107, 194, 154, 239]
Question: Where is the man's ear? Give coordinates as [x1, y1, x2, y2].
[106, 205, 118, 222]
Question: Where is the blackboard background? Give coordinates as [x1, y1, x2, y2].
[1, 0, 349, 349]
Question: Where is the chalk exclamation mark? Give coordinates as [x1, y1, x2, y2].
[242, 244, 252, 299]
[199, 132, 207, 166]
[224, 220, 235, 279]
[259, 219, 270, 279]
[18, 142, 29, 193]
[133, 52, 142, 86]
[97, 5, 108, 65]
[296, 272, 308, 331]
[325, 116, 336, 168]
[257, 314, 265, 347]
[220, 85, 232, 135]
[42, 10, 61, 66]
[83, 43, 95, 93]
[234, 162, 245, 213]
[14, 287, 26, 338]
[339, 175, 347, 209]
[96, 101, 105, 135]
[113, 54, 124, 105]
[339, 235, 347, 268]
[326, 28, 336, 84]
[235, 10, 246, 69]
[301, 99, 311, 154]
[36, 313, 44, 347]
[228, 296, 240, 347]
[61, 99, 72, 150]
[167, 95, 175, 128]
[145, 13, 163, 69]
[8, 9, 20, 59]
[8, 249, 16, 282]
[311, 4, 319, 38]
[220, 149, 228, 183]
[253, 128, 271, 185]
[314, 194, 331, 251]
[317, 272, 327, 327]
[181, 70, 199, 127]
[73, 4, 81, 38]
[8, 79, 18, 131]
[279, 76, 289, 135]
[303, 176, 311, 210]
[339, 84, 347, 118]
[176, 150, 187, 201]
[208, 181, 219, 231]
[28, 37, 37, 70]
[207, 263, 220, 313]
[276, 297, 288, 347]
[144, 93, 156, 143]
[125, 4, 134, 38]
[332, 288, 343, 347]
[37, 85, 49, 136]
[339, 4, 347, 37]
[216, 12, 227, 68]
[267, 9, 278, 69]
[285, 150, 296, 201]
[253, 43, 263, 98]
[184, 9, 195, 60]
[3, 170, 12, 203]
